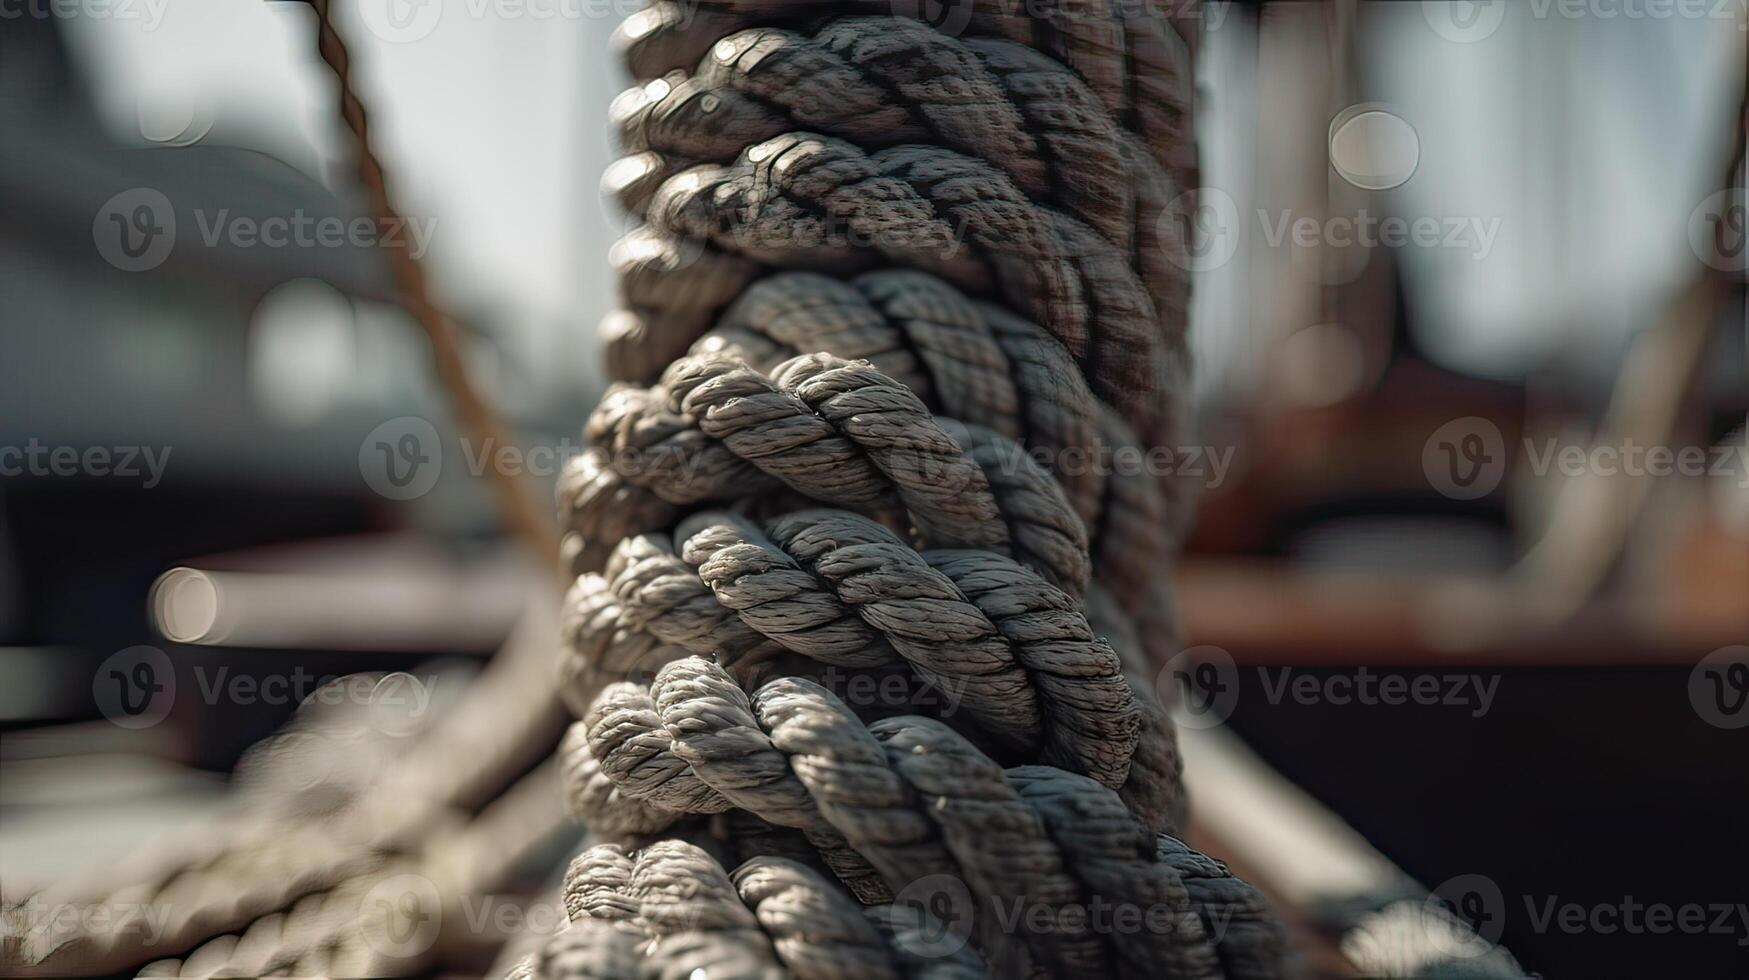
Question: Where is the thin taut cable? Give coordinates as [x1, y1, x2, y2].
[306, 0, 562, 565]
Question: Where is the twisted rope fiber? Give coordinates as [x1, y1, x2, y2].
[604, 17, 1190, 361]
[548, 658, 1277, 979]
[597, 4, 1202, 520]
[689, 270, 1183, 648]
[568, 341, 1181, 681]
[571, 509, 1145, 801]
[530, 840, 986, 980]
[537, 1, 1296, 976]
[577, 266, 1187, 667]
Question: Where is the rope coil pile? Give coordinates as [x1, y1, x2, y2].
[539, 2, 1293, 976]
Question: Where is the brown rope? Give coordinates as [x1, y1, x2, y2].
[307, 0, 561, 564]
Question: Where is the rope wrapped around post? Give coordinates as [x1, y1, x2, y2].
[539, 1, 1293, 976]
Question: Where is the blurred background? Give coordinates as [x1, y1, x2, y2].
[1, 1, 1744, 975]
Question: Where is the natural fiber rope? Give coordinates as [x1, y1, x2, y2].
[532, 2, 1297, 975]
[2, 2, 1286, 977]
[548, 661, 1278, 978]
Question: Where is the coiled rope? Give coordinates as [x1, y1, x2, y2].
[537, 2, 1293, 976]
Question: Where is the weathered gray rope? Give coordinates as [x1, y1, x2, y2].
[613, 1, 1197, 191]
[570, 510, 1139, 793]
[732, 856, 902, 978]
[607, 18, 1190, 349]
[614, 21, 1144, 248]
[596, 250, 1194, 589]
[585, 265, 1191, 600]
[543, 2, 1297, 977]
[536, 842, 987, 980]
[640, 133, 1176, 436]
[563, 665, 1275, 977]
[602, 5, 1197, 458]
[1156, 836, 1294, 980]
[688, 270, 1185, 650]
[130, 759, 570, 978]
[579, 352, 1092, 597]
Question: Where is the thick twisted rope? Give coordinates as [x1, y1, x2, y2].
[599, 4, 1200, 493]
[554, 662, 1278, 978]
[527, 840, 987, 980]
[537, 2, 1299, 975]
